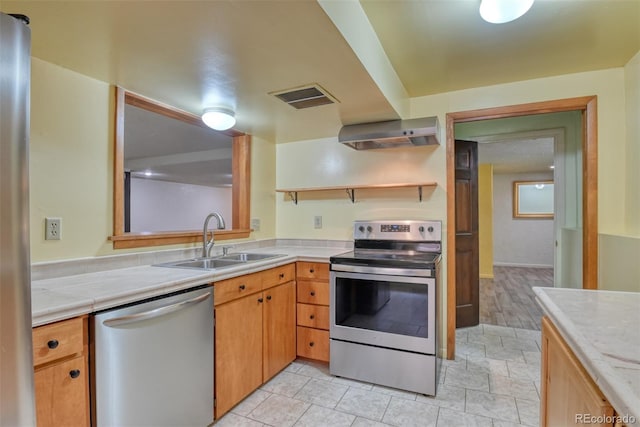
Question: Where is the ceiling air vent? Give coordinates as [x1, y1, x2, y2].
[270, 84, 338, 109]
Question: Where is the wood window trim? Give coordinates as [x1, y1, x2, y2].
[110, 87, 251, 249]
[445, 96, 598, 360]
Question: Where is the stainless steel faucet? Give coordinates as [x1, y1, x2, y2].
[202, 212, 226, 258]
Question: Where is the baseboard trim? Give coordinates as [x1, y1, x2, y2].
[494, 262, 553, 269]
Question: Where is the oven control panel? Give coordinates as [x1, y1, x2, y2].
[353, 220, 441, 241]
[380, 224, 410, 233]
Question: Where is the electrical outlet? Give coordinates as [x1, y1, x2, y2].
[314, 215, 322, 229]
[250, 218, 260, 231]
[45, 217, 61, 240]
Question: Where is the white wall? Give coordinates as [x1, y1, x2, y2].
[492, 172, 554, 268]
[130, 178, 231, 232]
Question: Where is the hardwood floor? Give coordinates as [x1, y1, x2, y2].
[480, 266, 553, 331]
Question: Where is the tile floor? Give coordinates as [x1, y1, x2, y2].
[215, 324, 541, 427]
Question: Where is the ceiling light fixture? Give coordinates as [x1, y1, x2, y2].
[202, 107, 236, 131]
[479, 0, 534, 24]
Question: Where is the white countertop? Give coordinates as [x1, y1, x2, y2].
[534, 287, 640, 424]
[31, 245, 347, 327]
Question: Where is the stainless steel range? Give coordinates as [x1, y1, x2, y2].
[329, 220, 441, 395]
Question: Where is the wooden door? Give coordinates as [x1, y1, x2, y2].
[263, 281, 296, 381]
[34, 355, 89, 427]
[455, 139, 479, 328]
[215, 293, 263, 417]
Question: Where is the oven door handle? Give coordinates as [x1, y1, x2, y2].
[331, 263, 432, 277]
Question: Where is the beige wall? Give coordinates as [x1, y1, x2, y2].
[30, 58, 114, 261]
[29, 59, 276, 262]
[624, 51, 640, 236]
[478, 164, 494, 278]
[597, 50, 640, 292]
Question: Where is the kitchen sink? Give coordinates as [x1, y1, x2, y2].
[162, 258, 244, 270]
[218, 252, 284, 262]
[154, 252, 287, 271]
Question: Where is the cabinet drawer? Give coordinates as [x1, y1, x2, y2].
[297, 304, 329, 330]
[35, 354, 89, 427]
[296, 327, 329, 362]
[262, 263, 295, 290]
[215, 273, 262, 305]
[297, 281, 329, 305]
[296, 262, 329, 280]
[33, 317, 84, 366]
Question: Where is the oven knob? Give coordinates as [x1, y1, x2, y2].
[366, 226, 372, 233]
[419, 226, 425, 233]
[428, 226, 434, 233]
[358, 226, 365, 233]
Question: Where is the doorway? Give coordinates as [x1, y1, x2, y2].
[445, 96, 598, 359]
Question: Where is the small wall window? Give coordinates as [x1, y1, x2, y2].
[513, 181, 554, 219]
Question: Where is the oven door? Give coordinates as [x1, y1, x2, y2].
[330, 268, 436, 355]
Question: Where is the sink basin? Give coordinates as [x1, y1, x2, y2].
[218, 252, 285, 262]
[158, 258, 244, 270]
[154, 252, 287, 271]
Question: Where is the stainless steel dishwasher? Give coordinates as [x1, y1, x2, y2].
[92, 286, 214, 426]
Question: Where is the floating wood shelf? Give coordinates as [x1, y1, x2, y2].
[275, 182, 437, 204]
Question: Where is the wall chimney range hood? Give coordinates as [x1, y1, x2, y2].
[338, 117, 440, 150]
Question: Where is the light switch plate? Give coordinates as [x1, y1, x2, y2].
[251, 218, 260, 231]
[314, 216, 322, 229]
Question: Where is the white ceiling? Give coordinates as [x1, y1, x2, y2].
[478, 137, 555, 174]
[4, 0, 639, 144]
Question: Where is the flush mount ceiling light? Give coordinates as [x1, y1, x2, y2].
[202, 107, 236, 131]
[479, 0, 534, 24]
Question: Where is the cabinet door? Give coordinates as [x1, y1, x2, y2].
[34, 355, 89, 427]
[541, 317, 614, 427]
[263, 281, 296, 381]
[215, 293, 263, 418]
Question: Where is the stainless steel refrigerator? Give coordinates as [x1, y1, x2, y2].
[0, 12, 36, 426]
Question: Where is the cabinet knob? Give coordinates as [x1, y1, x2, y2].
[279, 273, 285, 279]
[239, 284, 246, 290]
[309, 342, 315, 347]
[69, 369, 80, 379]
[309, 268, 315, 273]
[258, 297, 264, 303]
[309, 314, 315, 320]
[266, 295, 272, 301]
[47, 339, 59, 349]
[310, 291, 315, 296]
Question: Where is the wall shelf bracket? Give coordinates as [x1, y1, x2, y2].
[346, 188, 355, 203]
[287, 191, 298, 205]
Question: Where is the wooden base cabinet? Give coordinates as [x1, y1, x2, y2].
[214, 264, 296, 418]
[540, 316, 616, 427]
[33, 317, 89, 427]
[295, 262, 330, 362]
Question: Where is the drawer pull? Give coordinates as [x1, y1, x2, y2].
[266, 295, 272, 301]
[279, 273, 285, 279]
[258, 297, 264, 303]
[309, 268, 315, 273]
[47, 340, 59, 349]
[239, 284, 246, 290]
[310, 314, 315, 320]
[69, 369, 80, 379]
[310, 291, 315, 296]
[309, 341, 315, 347]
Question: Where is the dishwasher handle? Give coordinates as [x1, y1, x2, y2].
[102, 291, 211, 328]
